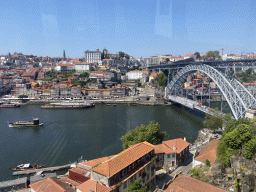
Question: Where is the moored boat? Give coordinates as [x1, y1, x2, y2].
[10, 163, 46, 171]
[0, 103, 20, 108]
[8, 118, 44, 127]
[41, 101, 95, 109]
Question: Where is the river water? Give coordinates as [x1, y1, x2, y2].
[0, 103, 215, 181]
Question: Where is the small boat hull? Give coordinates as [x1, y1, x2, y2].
[8, 118, 44, 127]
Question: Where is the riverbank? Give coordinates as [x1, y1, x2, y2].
[4, 97, 169, 106]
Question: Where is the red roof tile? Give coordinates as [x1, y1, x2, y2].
[195, 139, 219, 165]
[165, 174, 228, 192]
[92, 141, 155, 177]
[76, 179, 111, 192]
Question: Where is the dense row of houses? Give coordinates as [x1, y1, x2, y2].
[12, 83, 130, 98]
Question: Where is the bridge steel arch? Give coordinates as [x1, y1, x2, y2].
[166, 64, 256, 120]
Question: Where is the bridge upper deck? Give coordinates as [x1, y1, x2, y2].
[148, 58, 256, 70]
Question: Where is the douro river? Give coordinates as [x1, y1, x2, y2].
[0, 103, 205, 181]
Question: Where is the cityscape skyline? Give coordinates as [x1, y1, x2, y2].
[0, 0, 255, 58]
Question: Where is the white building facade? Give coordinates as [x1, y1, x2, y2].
[126, 70, 149, 80]
[84, 49, 101, 64]
[74, 63, 91, 71]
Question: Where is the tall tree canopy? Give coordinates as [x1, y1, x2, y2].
[194, 52, 201, 59]
[217, 122, 256, 166]
[119, 51, 125, 58]
[204, 51, 221, 60]
[203, 108, 224, 132]
[121, 121, 168, 150]
[157, 73, 167, 86]
[128, 181, 149, 192]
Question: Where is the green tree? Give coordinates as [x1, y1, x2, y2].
[206, 159, 211, 166]
[224, 124, 252, 150]
[79, 72, 89, 78]
[236, 68, 256, 83]
[165, 58, 170, 64]
[18, 95, 28, 98]
[135, 79, 141, 87]
[222, 113, 233, 130]
[121, 121, 168, 150]
[73, 80, 87, 87]
[223, 118, 253, 136]
[203, 108, 223, 132]
[204, 51, 221, 60]
[125, 54, 130, 60]
[119, 51, 125, 58]
[194, 52, 201, 59]
[128, 180, 149, 192]
[111, 77, 122, 84]
[246, 68, 253, 75]
[157, 73, 167, 86]
[217, 121, 256, 166]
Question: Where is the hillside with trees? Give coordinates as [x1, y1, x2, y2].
[236, 68, 256, 83]
[192, 116, 256, 191]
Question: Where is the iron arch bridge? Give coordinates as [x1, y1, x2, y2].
[166, 64, 256, 120]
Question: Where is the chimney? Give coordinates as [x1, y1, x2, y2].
[184, 137, 186, 141]
[173, 145, 176, 151]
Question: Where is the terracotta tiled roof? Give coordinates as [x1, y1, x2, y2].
[92, 141, 155, 177]
[155, 143, 173, 154]
[74, 62, 90, 65]
[59, 177, 81, 186]
[80, 156, 115, 168]
[165, 174, 228, 192]
[29, 177, 77, 192]
[157, 138, 190, 154]
[195, 139, 219, 165]
[76, 179, 112, 192]
[69, 167, 89, 176]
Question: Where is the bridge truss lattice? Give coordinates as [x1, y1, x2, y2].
[166, 64, 256, 120]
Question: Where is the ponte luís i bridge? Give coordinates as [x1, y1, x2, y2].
[148, 58, 256, 120]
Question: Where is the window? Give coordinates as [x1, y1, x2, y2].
[147, 165, 150, 171]
[147, 174, 149, 180]
[172, 153, 175, 158]
[151, 169, 154, 177]
[167, 154, 170, 158]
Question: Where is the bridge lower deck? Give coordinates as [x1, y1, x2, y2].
[168, 95, 214, 115]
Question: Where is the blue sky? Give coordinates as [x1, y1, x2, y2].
[0, 0, 255, 58]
